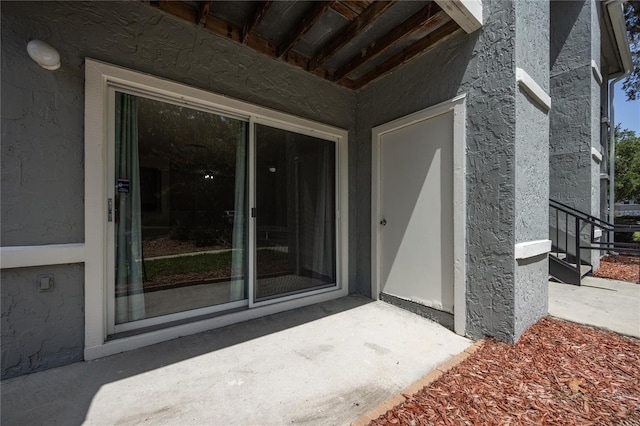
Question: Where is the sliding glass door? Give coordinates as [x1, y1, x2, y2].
[254, 125, 337, 301]
[112, 92, 248, 328]
[110, 92, 338, 332]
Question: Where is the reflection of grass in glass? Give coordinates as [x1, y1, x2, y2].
[144, 249, 288, 280]
[145, 251, 233, 280]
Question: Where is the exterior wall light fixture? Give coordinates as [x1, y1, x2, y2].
[27, 40, 60, 70]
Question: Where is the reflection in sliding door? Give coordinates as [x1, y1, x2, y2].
[114, 92, 248, 325]
[255, 125, 337, 301]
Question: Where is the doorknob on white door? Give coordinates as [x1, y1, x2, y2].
[380, 219, 387, 226]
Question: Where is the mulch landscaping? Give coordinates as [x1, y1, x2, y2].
[143, 236, 226, 258]
[594, 255, 640, 284]
[369, 317, 640, 425]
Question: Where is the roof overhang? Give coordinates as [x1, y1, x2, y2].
[144, 1, 473, 90]
[604, 0, 633, 79]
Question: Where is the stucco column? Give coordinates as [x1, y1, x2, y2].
[462, 0, 550, 344]
[511, 0, 551, 341]
[550, 0, 602, 269]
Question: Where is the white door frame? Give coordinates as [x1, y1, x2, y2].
[371, 94, 467, 335]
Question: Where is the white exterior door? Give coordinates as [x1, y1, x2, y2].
[372, 95, 468, 335]
[379, 111, 454, 312]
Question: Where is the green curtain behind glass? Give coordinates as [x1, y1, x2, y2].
[115, 92, 145, 323]
[230, 123, 247, 301]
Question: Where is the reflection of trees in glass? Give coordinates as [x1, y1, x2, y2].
[136, 96, 246, 242]
[138, 98, 242, 177]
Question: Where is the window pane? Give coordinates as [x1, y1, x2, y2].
[114, 92, 247, 324]
[255, 124, 337, 300]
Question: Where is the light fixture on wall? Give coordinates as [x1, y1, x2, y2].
[26, 40, 60, 70]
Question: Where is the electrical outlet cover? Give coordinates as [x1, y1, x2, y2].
[37, 274, 54, 292]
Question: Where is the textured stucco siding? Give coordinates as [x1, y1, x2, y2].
[1, 0, 356, 245]
[1, 0, 356, 378]
[1, 264, 85, 379]
[513, 0, 550, 340]
[549, 0, 601, 268]
[356, 0, 518, 341]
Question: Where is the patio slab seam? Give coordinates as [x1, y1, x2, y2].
[351, 339, 485, 426]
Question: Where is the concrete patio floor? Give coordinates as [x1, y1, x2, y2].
[1, 295, 471, 426]
[549, 276, 640, 338]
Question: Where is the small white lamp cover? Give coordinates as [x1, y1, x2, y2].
[26, 40, 60, 70]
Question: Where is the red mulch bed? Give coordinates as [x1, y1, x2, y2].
[370, 317, 640, 425]
[594, 255, 640, 284]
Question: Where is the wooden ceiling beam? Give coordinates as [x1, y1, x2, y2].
[332, 3, 446, 82]
[277, 1, 333, 58]
[242, 1, 273, 43]
[308, 1, 396, 72]
[147, 1, 337, 82]
[197, 1, 210, 27]
[350, 19, 461, 90]
[330, 2, 359, 21]
[341, 1, 370, 16]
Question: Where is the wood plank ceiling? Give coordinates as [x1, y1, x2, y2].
[145, 1, 463, 90]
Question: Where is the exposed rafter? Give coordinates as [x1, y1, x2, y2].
[142, 1, 465, 91]
[333, 2, 446, 82]
[339, 0, 374, 16]
[330, 2, 360, 21]
[242, 1, 273, 43]
[277, 1, 333, 58]
[148, 1, 335, 81]
[197, 1, 210, 27]
[309, 1, 396, 72]
[350, 19, 460, 90]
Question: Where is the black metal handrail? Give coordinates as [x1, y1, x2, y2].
[550, 199, 640, 233]
[549, 199, 640, 285]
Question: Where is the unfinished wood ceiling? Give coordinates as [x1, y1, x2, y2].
[146, 1, 463, 90]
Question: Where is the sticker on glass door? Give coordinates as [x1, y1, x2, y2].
[112, 92, 248, 326]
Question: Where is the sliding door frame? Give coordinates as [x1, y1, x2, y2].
[249, 116, 342, 308]
[85, 59, 348, 360]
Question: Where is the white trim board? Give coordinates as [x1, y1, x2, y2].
[514, 239, 551, 260]
[371, 94, 467, 336]
[1, 244, 85, 269]
[516, 68, 551, 111]
[591, 60, 603, 85]
[591, 147, 603, 163]
[84, 59, 349, 356]
[435, 0, 482, 33]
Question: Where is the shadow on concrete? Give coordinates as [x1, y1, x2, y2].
[1, 295, 374, 426]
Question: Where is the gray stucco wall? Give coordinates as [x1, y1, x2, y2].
[1, 264, 85, 379]
[356, 0, 519, 342]
[513, 0, 550, 340]
[549, 0, 601, 268]
[1, 0, 356, 378]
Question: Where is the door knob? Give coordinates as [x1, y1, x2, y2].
[380, 219, 387, 226]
